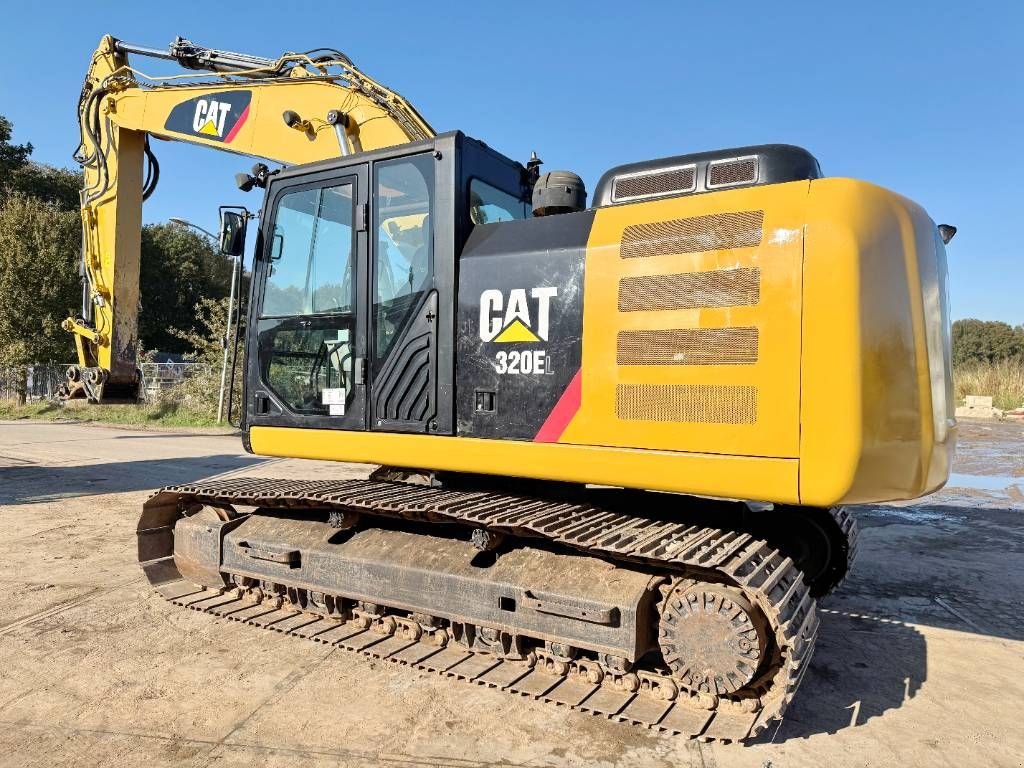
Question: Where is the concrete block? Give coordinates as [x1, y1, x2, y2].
[956, 394, 1004, 420]
[956, 405, 1005, 420]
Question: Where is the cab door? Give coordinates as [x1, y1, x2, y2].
[367, 152, 440, 433]
[247, 164, 370, 431]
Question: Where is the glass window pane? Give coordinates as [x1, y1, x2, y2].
[263, 188, 317, 317]
[258, 318, 355, 416]
[469, 178, 530, 225]
[311, 186, 354, 314]
[259, 181, 356, 417]
[373, 155, 434, 369]
[262, 183, 354, 318]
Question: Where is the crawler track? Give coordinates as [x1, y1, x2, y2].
[140, 477, 828, 742]
[832, 504, 860, 584]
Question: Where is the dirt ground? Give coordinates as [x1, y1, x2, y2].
[0, 419, 1022, 767]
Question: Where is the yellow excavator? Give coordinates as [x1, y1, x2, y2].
[64, 35, 956, 742]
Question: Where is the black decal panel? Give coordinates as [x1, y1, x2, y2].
[164, 90, 252, 143]
[456, 210, 594, 440]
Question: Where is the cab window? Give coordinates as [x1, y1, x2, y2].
[263, 185, 354, 317]
[258, 182, 356, 415]
[373, 154, 434, 371]
[469, 178, 530, 225]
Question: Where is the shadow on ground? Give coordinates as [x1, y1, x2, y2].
[755, 609, 927, 743]
[763, 493, 1022, 742]
[0, 455, 265, 504]
[851, 501, 1024, 642]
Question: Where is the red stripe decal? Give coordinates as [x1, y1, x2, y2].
[533, 369, 582, 443]
[224, 105, 250, 143]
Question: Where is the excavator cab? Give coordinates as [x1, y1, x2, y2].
[244, 132, 527, 437]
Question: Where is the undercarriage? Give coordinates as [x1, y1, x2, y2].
[138, 473, 857, 742]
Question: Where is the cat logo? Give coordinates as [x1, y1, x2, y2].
[163, 90, 252, 144]
[193, 99, 232, 137]
[479, 287, 557, 343]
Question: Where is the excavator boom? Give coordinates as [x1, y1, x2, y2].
[63, 35, 434, 400]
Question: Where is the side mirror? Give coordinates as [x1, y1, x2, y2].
[219, 207, 248, 257]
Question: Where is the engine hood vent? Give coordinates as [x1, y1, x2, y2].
[594, 144, 821, 207]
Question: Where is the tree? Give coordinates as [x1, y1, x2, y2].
[139, 224, 234, 353]
[6, 163, 83, 210]
[0, 114, 239, 405]
[952, 319, 1024, 366]
[0, 116, 32, 178]
[0, 195, 81, 402]
[0, 115, 82, 210]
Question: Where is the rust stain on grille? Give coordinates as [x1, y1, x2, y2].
[620, 210, 764, 259]
[616, 384, 757, 424]
[618, 267, 760, 311]
[617, 327, 758, 366]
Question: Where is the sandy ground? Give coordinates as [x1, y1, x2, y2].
[0, 418, 1022, 767]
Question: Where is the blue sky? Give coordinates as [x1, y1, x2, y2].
[1, 1, 1020, 323]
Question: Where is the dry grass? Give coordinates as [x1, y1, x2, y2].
[954, 360, 1024, 411]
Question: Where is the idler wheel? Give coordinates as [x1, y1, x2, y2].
[659, 581, 769, 696]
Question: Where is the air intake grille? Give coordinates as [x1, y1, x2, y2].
[708, 157, 758, 188]
[612, 165, 696, 202]
[620, 210, 764, 259]
[616, 384, 757, 424]
[618, 267, 760, 311]
[617, 327, 758, 366]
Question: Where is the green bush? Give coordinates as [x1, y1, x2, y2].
[149, 296, 244, 422]
[0, 194, 81, 403]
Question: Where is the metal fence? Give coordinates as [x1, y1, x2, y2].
[0, 364, 71, 401]
[139, 362, 211, 400]
[0, 362, 210, 402]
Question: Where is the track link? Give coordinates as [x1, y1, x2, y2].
[140, 477, 823, 742]
[833, 505, 860, 577]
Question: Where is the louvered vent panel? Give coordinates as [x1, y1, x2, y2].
[617, 327, 758, 365]
[620, 211, 763, 259]
[618, 267, 760, 311]
[708, 157, 758, 187]
[612, 166, 696, 201]
[616, 384, 757, 424]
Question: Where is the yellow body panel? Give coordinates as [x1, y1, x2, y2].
[250, 427, 801, 503]
[799, 179, 955, 504]
[560, 181, 807, 458]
